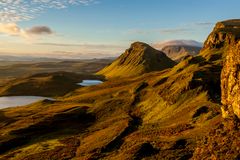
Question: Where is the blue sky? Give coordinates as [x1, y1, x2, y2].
[0, 0, 240, 58]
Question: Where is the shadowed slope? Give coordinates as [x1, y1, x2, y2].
[0, 72, 103, 97]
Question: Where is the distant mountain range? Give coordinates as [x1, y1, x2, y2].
[0, 55, 62, 62]
[0, 55, 116, 62]
[0, 40, 202, 62]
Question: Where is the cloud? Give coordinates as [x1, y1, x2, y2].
[26, 26, 53, 35]
[194, 22, 214, 26]
[126, 29, 152, 35]
[0, 23, 53, 38]
[126, 21, 214, 36]
[0, 23, 27, 37]
[0, 0, 97, 22]
[126, 27, 190, 35]
[36, 42, 124, 49]
[51, 50, 117, 59]
[33, 42, 126, 58]
[159, 28, 189, 34]
[153, 40, 203, 50]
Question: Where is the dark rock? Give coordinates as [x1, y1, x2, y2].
[192, 106, 209, 118]
[134, 142, 158, 159]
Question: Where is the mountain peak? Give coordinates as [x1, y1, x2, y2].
[97, 42, 176, 78]
[130, 41, 151, 48]
[125, 41, 153, 58]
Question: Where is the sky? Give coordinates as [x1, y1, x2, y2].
[0, 0, 240, 59]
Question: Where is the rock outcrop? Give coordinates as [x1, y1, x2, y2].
[203, 19, 240, 50]
[97, 42, 176, 78]
[190, 20, 240, 159]
[221, 41, 240, 119]
[200, 19, 240, 62]
[200, 19, 240, 119]
[161, 45, 201, 62]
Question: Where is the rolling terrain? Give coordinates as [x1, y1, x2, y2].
[0, 58, 112, 86]
[0, 72, 103, 97]
[0, 20, 239, 160]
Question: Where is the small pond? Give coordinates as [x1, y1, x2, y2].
[77, 80, 103, 86]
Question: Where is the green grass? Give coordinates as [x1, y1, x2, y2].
[0, 72, 103, 97]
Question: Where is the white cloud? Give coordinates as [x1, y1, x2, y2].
[126, 28, 190, 35]
[0, 23, 27, 37]
[0, 0, 97, 22]
[153, 40, 203, 50]
[36, 42, 124, 49]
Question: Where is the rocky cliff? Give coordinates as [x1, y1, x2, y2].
[203, 19, 240, 50]
[201, 19, 240, 62]
[199, 19, 240, 119]
[221, 41, 240, 119]
[191, 19, 240, 159]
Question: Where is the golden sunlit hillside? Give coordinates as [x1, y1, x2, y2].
[0, 19, 239, 160]
[97, 42, 176, 78]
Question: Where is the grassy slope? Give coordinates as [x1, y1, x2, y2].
[0, 54, 224, 159]
[0, 72, 104, 97]
[97, 42, 176, 78]
[1, 21, 240, 159]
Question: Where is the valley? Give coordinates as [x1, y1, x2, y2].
[0, 19, 239, 160]
[0, 58, 112, 86]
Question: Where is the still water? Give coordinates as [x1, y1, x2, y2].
[77, 80, 103, 86]
[0, 96, 53, 109]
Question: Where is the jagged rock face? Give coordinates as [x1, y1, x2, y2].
[221, 42, 240, 119]
[162, 45, 201, 62]
[203, 19, 240, 50]
[97, 42, 176, 78]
